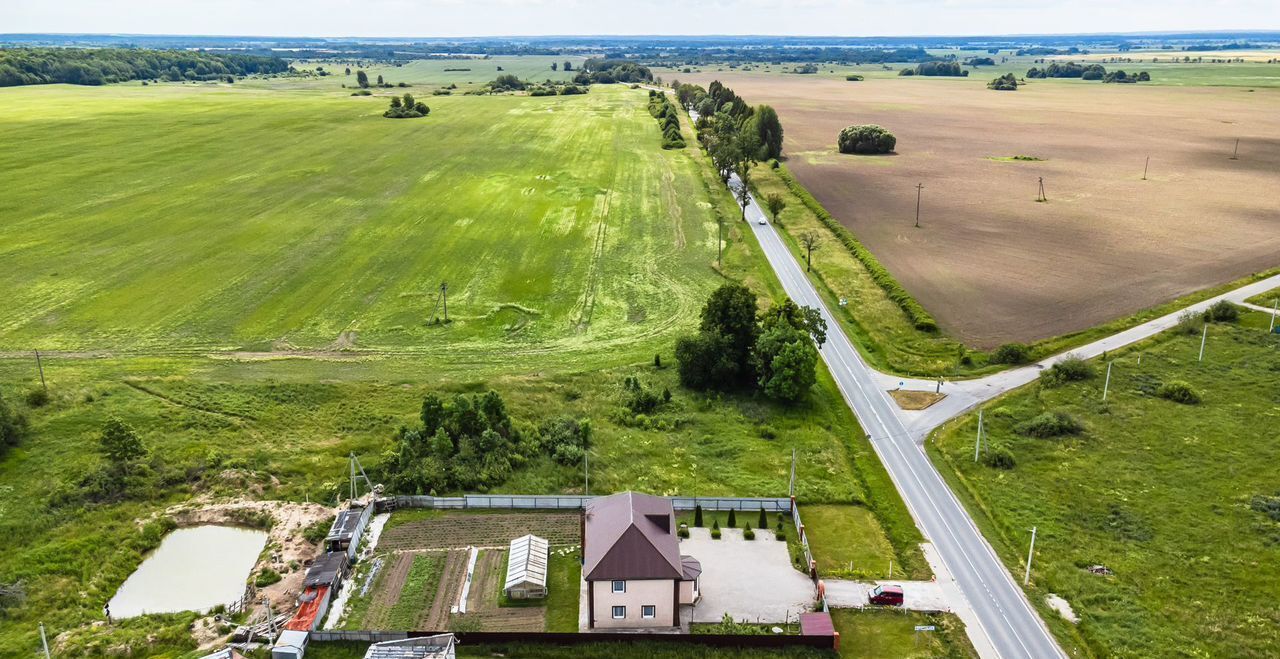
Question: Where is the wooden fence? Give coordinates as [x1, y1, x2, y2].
[310, 629, 834, 649]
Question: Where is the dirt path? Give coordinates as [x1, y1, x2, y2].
[364, 553, 413, 629]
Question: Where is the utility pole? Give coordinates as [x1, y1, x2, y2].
[1024, 526, 1037, 585]
[350, 452, 357, 501]
[973, 409, 984, 462]
[440, 282, 448, 323]
[39, 623, 51, 659]
[1036, 176, 1047, 202]
[35, 350, 46, 391]
[1102, 362, 1113, 401]
[789, 448, 797, 498]
[1142, 156, 1149, 180]
[717, 217, 723, 268]
[1230, 138, 1239, 160]
[583, 450, 589, 496]
[1270, 298, 1277, 334]
[914, 183, 924, 228]
[1199, 324, 1208, 362]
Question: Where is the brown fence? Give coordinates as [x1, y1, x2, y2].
[310, 629, 835, 650]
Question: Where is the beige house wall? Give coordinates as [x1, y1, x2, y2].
[679, 576, 700, 604]
[590, 579, 677, 628]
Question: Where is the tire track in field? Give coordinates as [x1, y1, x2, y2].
[571, 191, 611, 333]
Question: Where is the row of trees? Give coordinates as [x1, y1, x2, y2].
[675, 284, 826, 403]
[382, 391, 590, 494]
[1026, 62, 1150, 82]
[573, 58, 651, 84]
[988, 73, 1021, 91]
[648, 90, 685, 149]
[900, 62, 969, 77]
[837, 124, 896, 154]
[0, 47, 287, 86]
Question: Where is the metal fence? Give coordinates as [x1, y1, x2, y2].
[386, 494, 791, 513]
[791, 505, 829, 612]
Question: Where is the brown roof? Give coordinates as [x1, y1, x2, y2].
[680, 555, 703, 581]
[583, 492, 682, 581]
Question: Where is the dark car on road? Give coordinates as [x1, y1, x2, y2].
[868, 584, 904, 606]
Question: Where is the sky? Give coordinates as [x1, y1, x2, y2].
[7, 0, 1280, 38]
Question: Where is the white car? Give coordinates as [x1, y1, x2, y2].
[757, 218, 767, 225]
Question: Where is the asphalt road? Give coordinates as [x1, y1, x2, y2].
[729, 174, 1065, 659]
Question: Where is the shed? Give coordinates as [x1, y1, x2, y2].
[304, 552, 349, 588]
[503, 534, 549, 599]
[364, 634, 457, 659]
[325, 504, 373, 560]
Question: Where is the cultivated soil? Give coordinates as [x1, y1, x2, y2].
[376, 513, 580, 551]
[466, 549, 546, 631]
[680, 73, 1280, 346]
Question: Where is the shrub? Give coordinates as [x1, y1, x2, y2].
[0, 390, 29, 457]
[1040, 356, 1094, 387]
[1203, 300, 1239, 323]
[845, 74, 864, 81]
[677, 526, 690, 539]
[1157, 380, 1201, 404]
[983, 446, 1016, 469]
[654, 353, 662, 368]
[255, 568, 282, 587]
[711, 527, 722, 540]
[837, 124, 896, 155]
[992, 343, 1032, 364]
[1015, 411, 1083, 438]
[1175, 310, 1202, 335]
[303, 516, 334, 544]
[743, 524, 755, 540]
[694, 504, 704, 527]
[25, 388, 50, 407]
[988, 73, 1019, 91]
[758, 507, 768, 529]
[727, 509, 737, 527]
[350, 89, 372, 96]
[775, 529, 786, 541]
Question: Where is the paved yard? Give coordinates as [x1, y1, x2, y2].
[679, 527, 815, 624]
[823, 579, 950, 612]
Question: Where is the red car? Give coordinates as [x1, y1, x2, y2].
[868, 585, 904, 606]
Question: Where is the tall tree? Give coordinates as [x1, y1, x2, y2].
[765, 193, 787, 223]
[799, 231, 821, 272]
[356, 70, 369, 88]
[749, 105, 784, 160]
[99, 417, 145, 472]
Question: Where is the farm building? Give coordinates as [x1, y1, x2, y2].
[363, 634, 457, 659]
[198, 649, 247, 659]
[504, 534, 549, 599]
[326, 503, 374, 559]
[583, 491, 702, 629]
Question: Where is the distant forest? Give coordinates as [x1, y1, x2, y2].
[0, 48, 288, 86]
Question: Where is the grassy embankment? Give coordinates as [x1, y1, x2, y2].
[928, 311, 1280, 657]
[0, 74, 924, 655]
[1245, 286, 1280, 309]
[747, 159, 1280, 377]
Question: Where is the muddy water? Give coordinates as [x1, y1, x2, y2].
[107, 525, 267, 618]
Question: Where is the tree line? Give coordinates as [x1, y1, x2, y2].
[648, 90, 685, 149]
[1026, 62, 1150, 82]
[572, 58, 652, 84]
[0, 47, 287, 86]
[899, 61, 969, 77]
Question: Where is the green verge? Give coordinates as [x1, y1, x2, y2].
[1245, 286, 1280, 308]
[927, 312, 1280, 657]
[831, 609, 977, 659]
[755, 161, 1280, 377]
[544, 548, 582, 632]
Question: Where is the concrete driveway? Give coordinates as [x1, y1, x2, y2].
[679, 527, 815, 624]
[823, 579, 950, 612]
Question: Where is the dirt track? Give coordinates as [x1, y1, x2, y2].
[680, 72, 1280, 346]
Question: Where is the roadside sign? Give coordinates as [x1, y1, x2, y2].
[914, 625, 936, 632]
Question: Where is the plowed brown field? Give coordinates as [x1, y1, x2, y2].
[680, 73, 1280, 346]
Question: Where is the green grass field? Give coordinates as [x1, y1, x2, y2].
[0, 82, 722, 360]
[929, 311, 1280, 657]
[1246, 286, 1280, 309]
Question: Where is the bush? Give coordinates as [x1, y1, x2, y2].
[988, 73, 1019, 91]
[677, 526, 690, 539]
[743, 524, 755, 540]
[758, 507, 768, 529]
[350, 89, 372, 96]
[0, 390, 29, 457]
[1175, 310, 1202, 335]
[983, 446, 1016, 469]
[727, 509, 737, 527]
[775, 529, 786, 541]
[1203, 300, 1239, 323]
[303, 516, 334, 544]
[255, 568, 282, 587]
[25, 388, 49, 407]
[711, 527, 722, 540]
[1157, 380, 1201, 404]
[845, 74, 864, 81]
[837, 124, 896, 154]
[1015, 411, 1083, 438]
[694, 504, 704, 527]
[1040, 356, 1094, 387]
[992, 343, 1032, 364]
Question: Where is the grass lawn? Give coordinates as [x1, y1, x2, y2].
[1245, 286, 1280, 309]
[798, 505, 901, 580]
[929, 312, 1280, 657]
[830, 609, 975, 658]
[544, 548, 582, 632]
[0, 71, 927, 656]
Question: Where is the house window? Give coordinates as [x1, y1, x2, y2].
[612, 605, 626, 619]
[642, 605, 656, 619]
[611, 580, 626, 593]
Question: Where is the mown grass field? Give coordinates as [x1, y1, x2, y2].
[0, 74, 928, 656]
[929, 311, 1280, 657]
[0, 82, 716, 358]
[1246, 286, 1280, 309]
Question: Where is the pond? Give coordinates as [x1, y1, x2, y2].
[108, 525, 268, 618]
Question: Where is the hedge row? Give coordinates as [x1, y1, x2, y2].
[774, 165, 938, 332]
